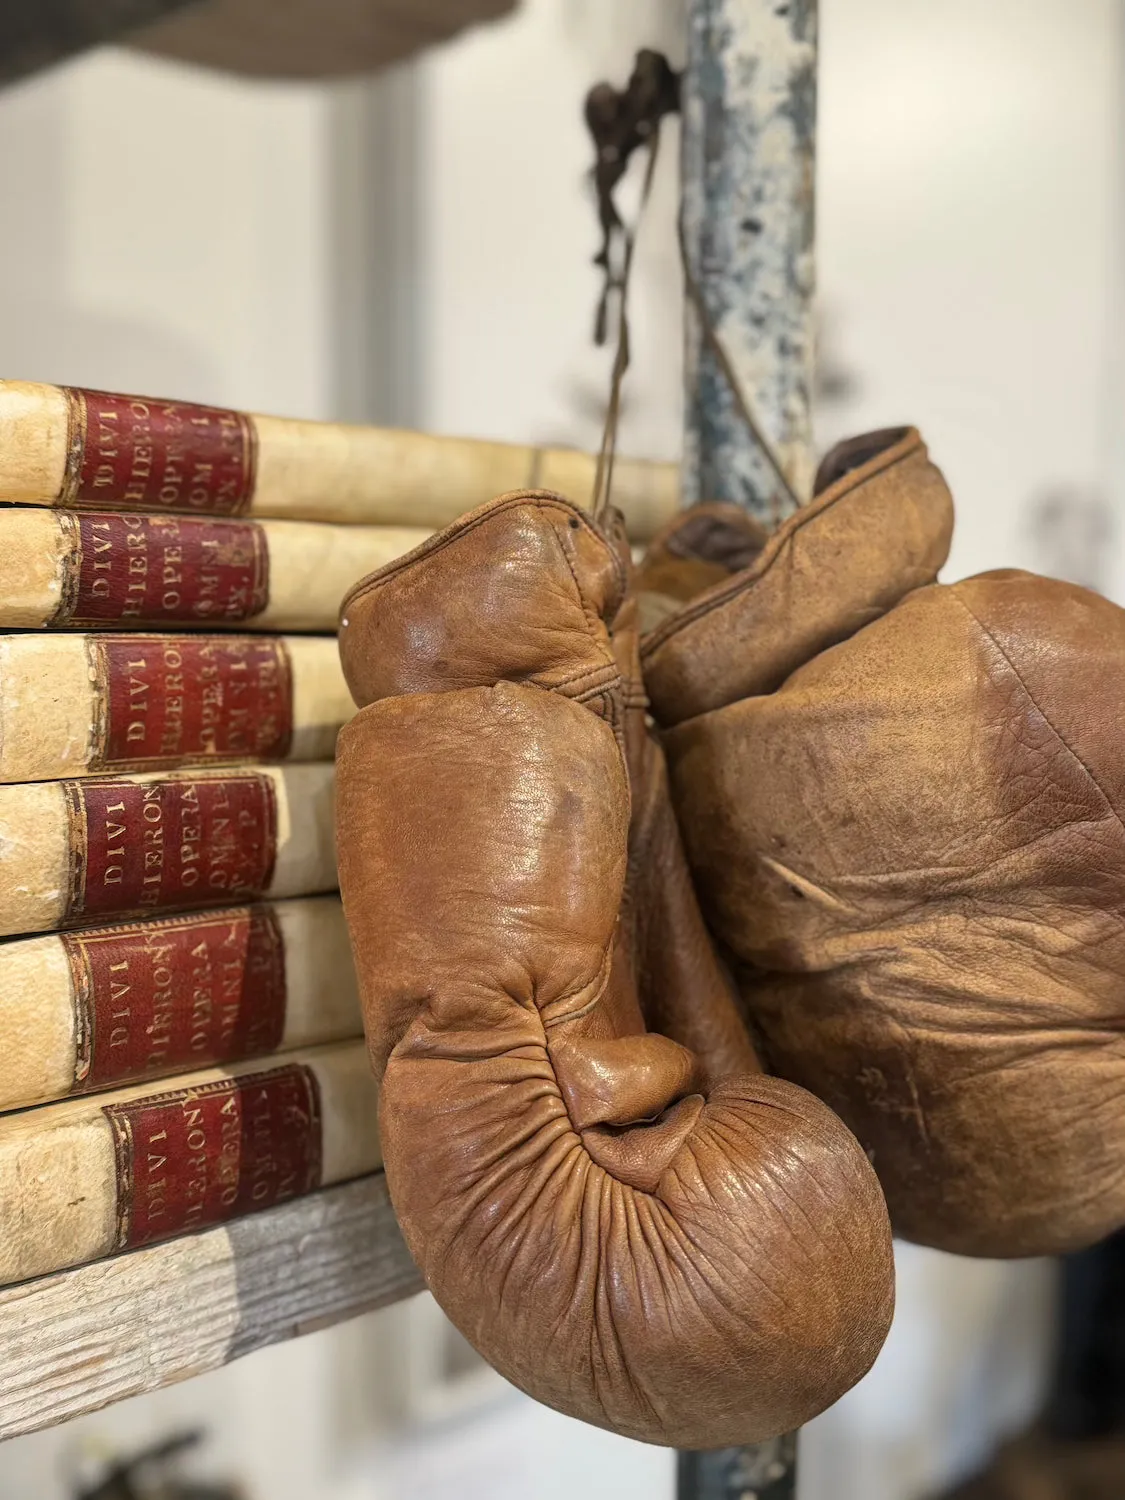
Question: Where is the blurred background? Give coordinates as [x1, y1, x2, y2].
[0, 0, 1120, 1494]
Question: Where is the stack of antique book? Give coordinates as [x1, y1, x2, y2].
[0, 379, 676, 1289]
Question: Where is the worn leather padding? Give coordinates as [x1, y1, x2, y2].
[664, 569, 1125, 1258]
[642, 427, 954, 724]
[335, 490, 894, 1447]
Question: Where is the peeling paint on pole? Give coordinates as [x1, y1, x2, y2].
[681, 0, 818, 518]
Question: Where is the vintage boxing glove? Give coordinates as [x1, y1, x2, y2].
[334, 491, 894, 1448]
[643, 426, 1125, 1259]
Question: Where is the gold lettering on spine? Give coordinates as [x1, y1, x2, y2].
[104, 1065, 320, 1252]
[91, 636, 293, 772]
[61, 773, 279, 926]
[63, 906, 288, 1095]
[60, 388, 259, 515]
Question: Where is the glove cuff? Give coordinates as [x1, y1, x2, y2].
[641, 427, 954, 725]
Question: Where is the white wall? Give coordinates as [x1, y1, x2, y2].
[416, 0, 686, 462]
[816, 0, 1125, 592]
[0, 53, 337, 415]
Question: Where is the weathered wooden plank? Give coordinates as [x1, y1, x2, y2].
[681, 0, 818, 519]
[0, 1173, 422, 1441]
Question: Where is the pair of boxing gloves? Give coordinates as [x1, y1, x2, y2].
[333, 426, 1125, 1449]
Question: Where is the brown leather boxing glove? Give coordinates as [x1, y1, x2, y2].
[643, 426, 1125, 1259]
[334, 491, 894, 1448]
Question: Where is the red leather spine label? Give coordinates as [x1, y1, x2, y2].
[105, 1063, 322, 1251]
[65, 907, 287, 1093]
[91, 635, 293, 772]
[64, 388, 257, 516]
[64, 513, 269, 627]
[64, 772, 278, 923]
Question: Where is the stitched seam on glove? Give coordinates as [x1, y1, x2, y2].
[340, 489, 629, 614]
[639, 430, 924, 657]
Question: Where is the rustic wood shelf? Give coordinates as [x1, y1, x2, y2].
[0, 1173, 422, 1441]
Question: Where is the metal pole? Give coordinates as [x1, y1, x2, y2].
[678, 0, 817, 1494]
[678, 1433, 798, 1500]
[681, 0, 818, 518]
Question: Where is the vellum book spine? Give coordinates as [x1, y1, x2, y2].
[0, 380, 678, 539]
[0, 1042, 380, 1289]
[0, 895, 361, 1112]
[0, 760, 337, 937]
[0, 632, 352, 783]
[0, 507, 431, 631]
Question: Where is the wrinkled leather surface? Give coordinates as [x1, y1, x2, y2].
[336, 491, 894, 1448]
[646, 429, 1125, 1258]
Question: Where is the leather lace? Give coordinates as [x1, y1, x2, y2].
[584, 48, 801, 525]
